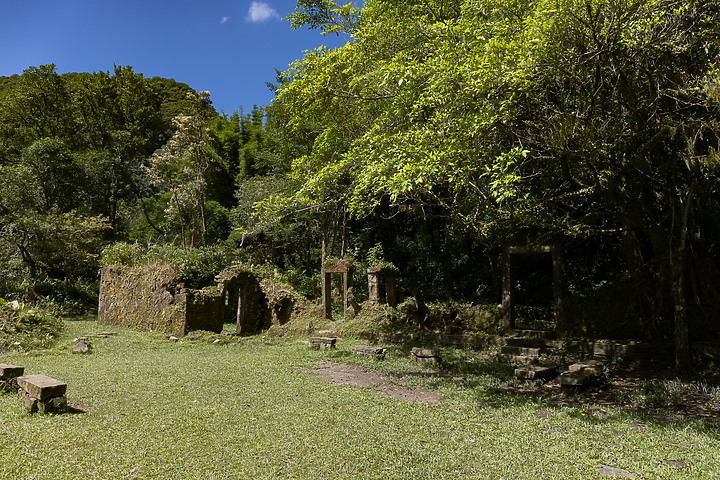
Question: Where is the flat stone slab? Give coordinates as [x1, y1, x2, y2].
[354, 346, 385, 357]
[568, 360, 604, 375]
[500, 345, 542, 357]
[515, 365, 557, 380]
[16, 374, 67, 400]
[596, 464, 637, 478]
[0, 364, 24, 379]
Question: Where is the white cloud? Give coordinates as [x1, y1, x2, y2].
[220, 16, 232, 24]
[247, 2, 279, 23]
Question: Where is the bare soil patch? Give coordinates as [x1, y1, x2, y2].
[302, 361, 442, 404]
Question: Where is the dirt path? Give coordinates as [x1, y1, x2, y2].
[302, 361, 443, 404]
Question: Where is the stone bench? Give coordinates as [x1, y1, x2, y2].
[0, 364, 24, 392]
[411, 347, 441, 365]
[353, 345, 385, 359]
[16, 374, 68, 414]
[309, 337, 337, 350]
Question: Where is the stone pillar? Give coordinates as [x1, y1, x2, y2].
[367, 272, 380, 303]
[501, 247, 514, 330]
[343, 270, 354, 313]
[551, 245, 564, 334]
[235, 283, 249, 335]
[323, 272, 332, 320]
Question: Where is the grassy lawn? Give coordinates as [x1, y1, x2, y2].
[1, 318, 718, 479]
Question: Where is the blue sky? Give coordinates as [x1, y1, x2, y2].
[0, 0, 350, 113]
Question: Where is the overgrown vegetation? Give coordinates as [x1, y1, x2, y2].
[0, 298, 63, 352]
[1, 0, 720, 370]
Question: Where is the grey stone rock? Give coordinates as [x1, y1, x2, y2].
[72, 340, 91, 354]
[411, 347, 438, 358]
[596, 464, 637, 478]
[21, 392, 38, 413]
[0, 364, 24, 379]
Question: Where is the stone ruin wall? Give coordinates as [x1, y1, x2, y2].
[98, 263, 223, 336]
[98, 263, 296, 337]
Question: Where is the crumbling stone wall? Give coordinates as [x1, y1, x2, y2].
[98, 263, 223, 336]
[98, 263, 298, 337]
[216, 265, 297, 334]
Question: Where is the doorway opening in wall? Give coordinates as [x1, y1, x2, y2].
[512, 253, 554, 331]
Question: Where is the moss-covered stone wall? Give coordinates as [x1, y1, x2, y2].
[98, 263, 223, 336]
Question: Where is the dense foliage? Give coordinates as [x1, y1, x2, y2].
[268, 0, 720, 359]
[1, 0, 719, 367]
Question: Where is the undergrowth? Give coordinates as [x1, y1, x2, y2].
[0, 298, 63, 352]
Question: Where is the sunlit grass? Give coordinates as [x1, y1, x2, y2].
[0, 318, 718, 479]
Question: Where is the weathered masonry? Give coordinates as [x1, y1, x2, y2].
[98, 263, 296, 336]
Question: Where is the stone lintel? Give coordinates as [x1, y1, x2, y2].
[0, 364, 24, 379]
[16, 374, 67, 400]
[366, 266, 398, 275]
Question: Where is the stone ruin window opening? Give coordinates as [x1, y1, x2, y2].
[502, 245, 564, 333]
[323, 259, 355, 321]
[220, 272, 268, 335]
[223, 282, 246, 334]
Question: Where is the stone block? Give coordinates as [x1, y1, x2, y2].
[72, 339, 91, 354]
[411, 347, 441, 365]
[515, 365, 557, 380]
[38, 395, 68, 414]
[411, 347, 438, 358]
[0, 364, 24, 379]
[353, 346, 385, 358]
[309, 337, 337, 350]
[16, 374, 67, 401]
[568, 360, 605, 376]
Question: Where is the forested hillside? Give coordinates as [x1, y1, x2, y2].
[1, 0, 720, 368]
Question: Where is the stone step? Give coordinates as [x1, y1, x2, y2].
[495, 354, 537, 364]
[506, 329, 555, 339]
[500, 337, 564, 349]
[500, 345, 542, 357]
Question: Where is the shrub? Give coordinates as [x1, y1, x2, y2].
[0, 298, 63, 352]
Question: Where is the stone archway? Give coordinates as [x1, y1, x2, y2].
[322, 259, 355, 320]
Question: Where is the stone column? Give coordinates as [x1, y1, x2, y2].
[551, 245, 564, 334]
[367, 272, 380, 303]
[323, 272, 332, 320]
[235, 283, 248, 335]
[501, 247, 514, 330]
